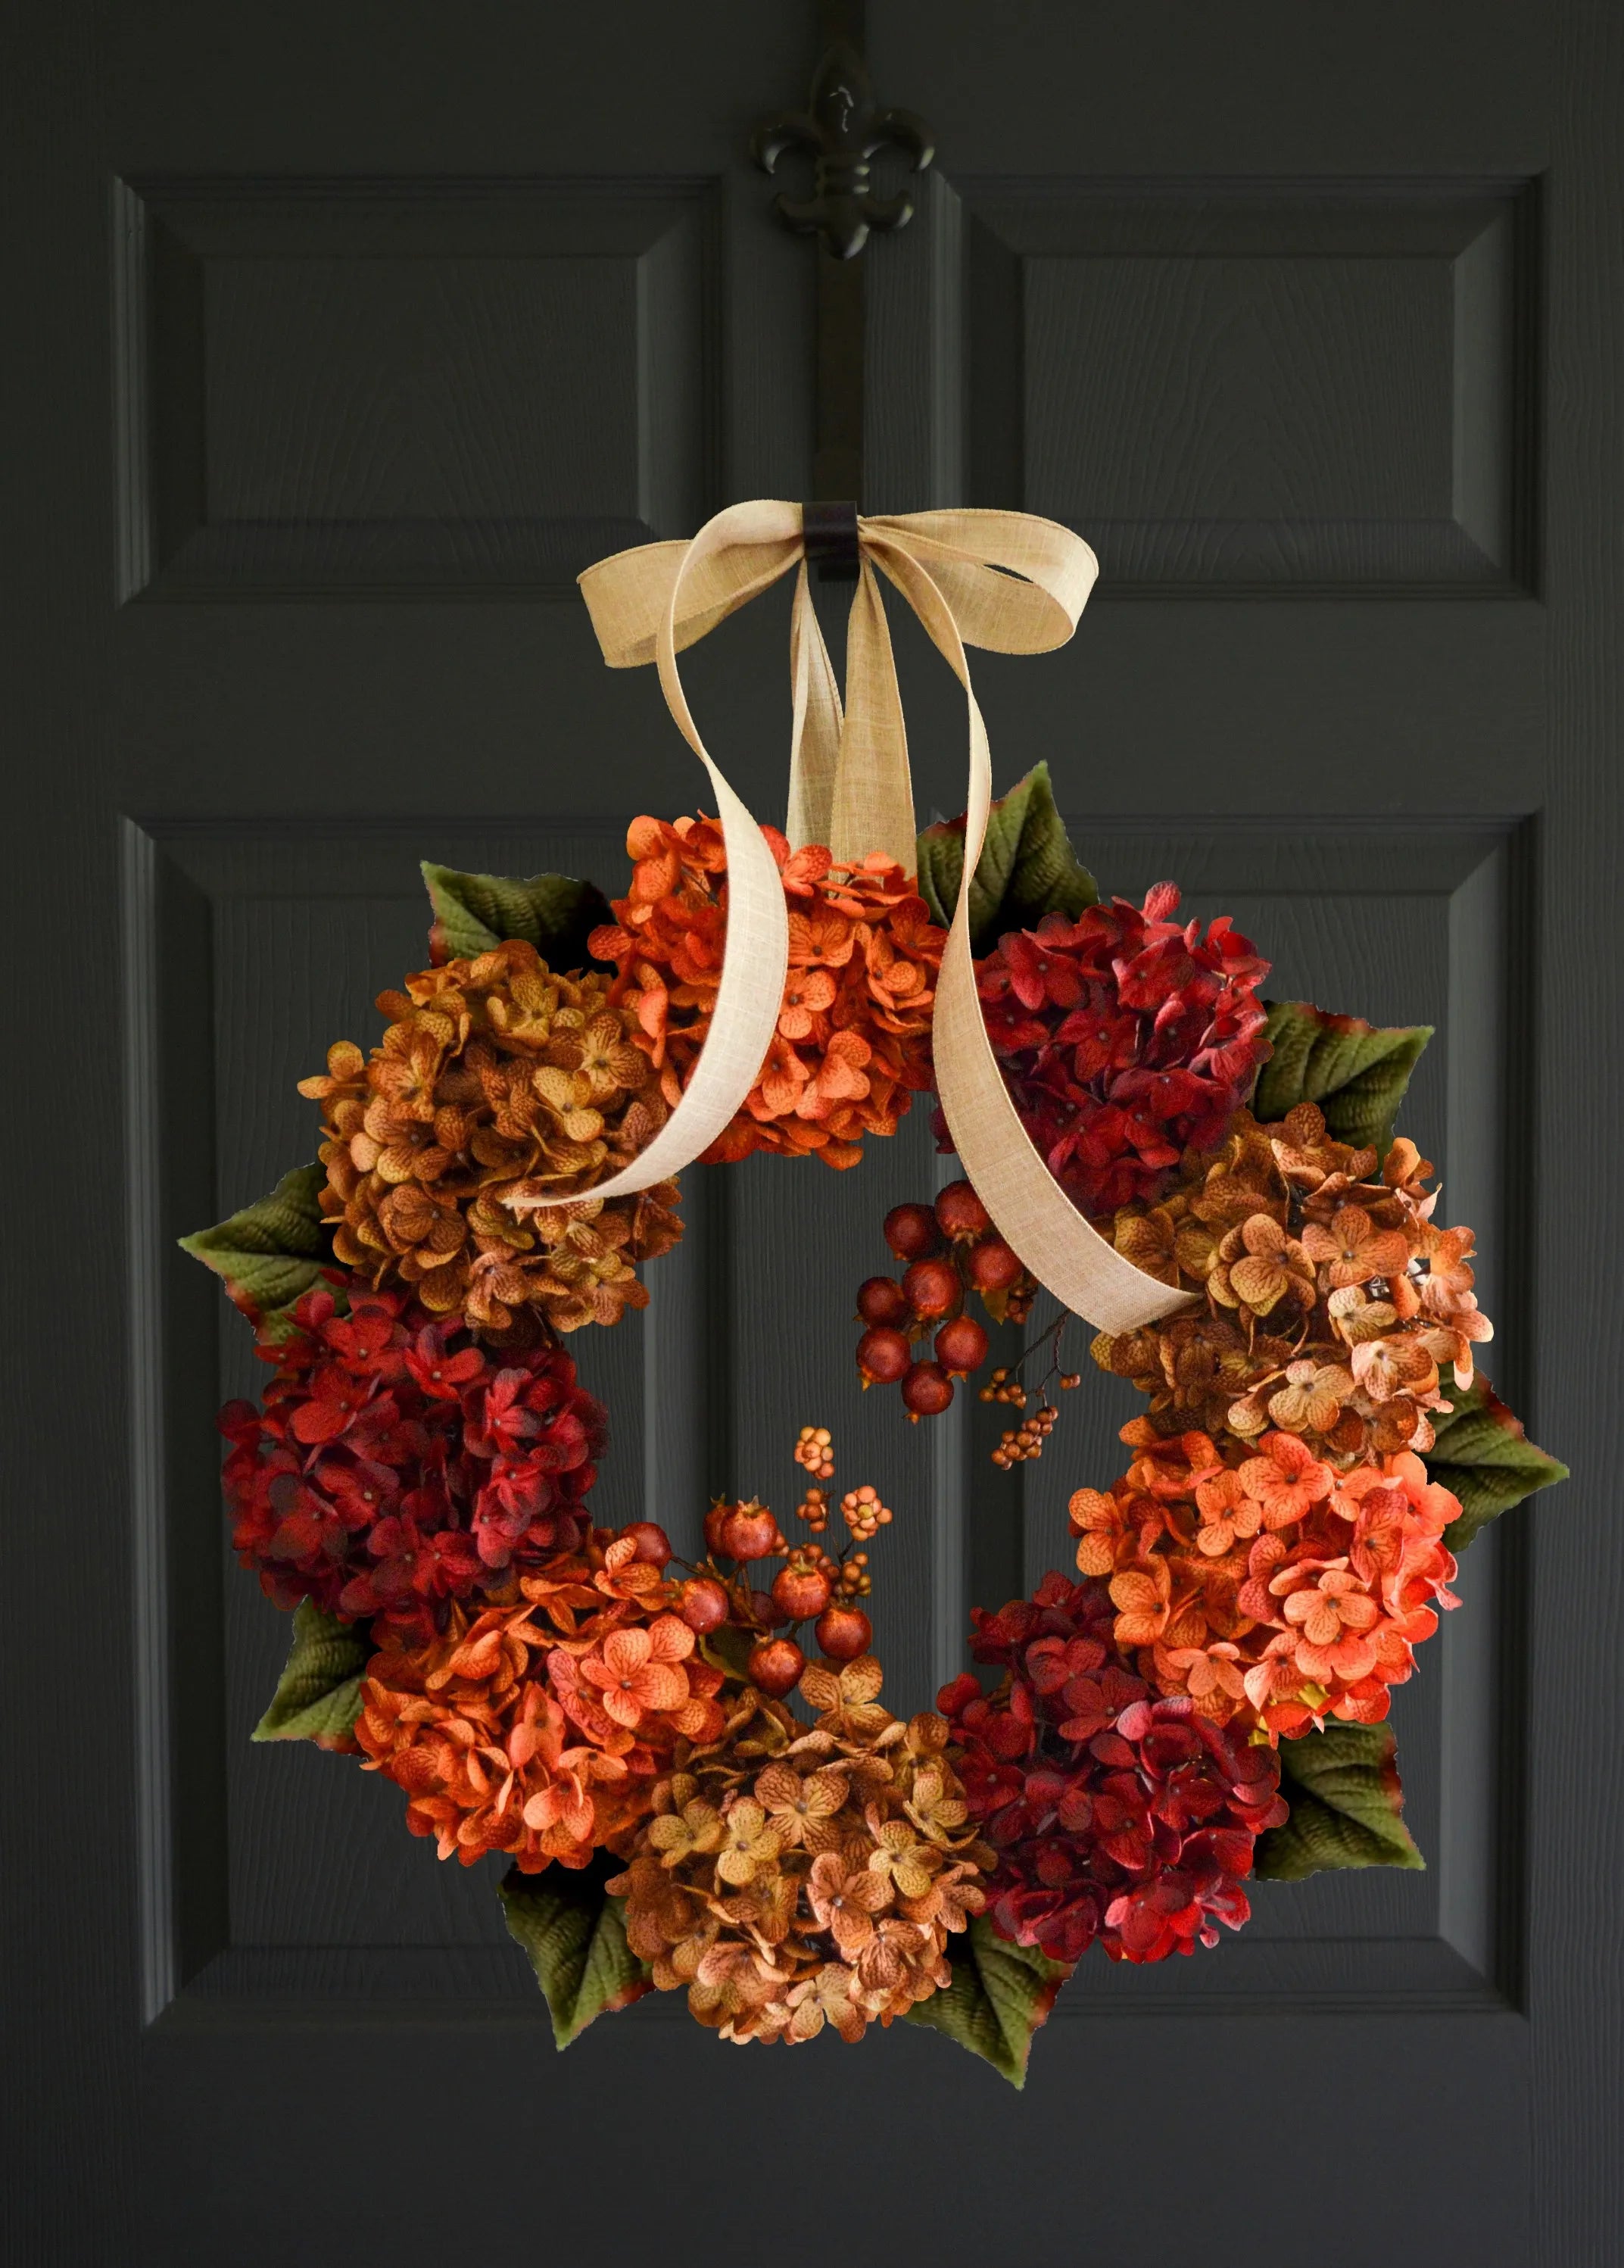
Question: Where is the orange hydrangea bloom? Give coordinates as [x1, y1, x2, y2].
[1068, 1427, 1461, 1740]
[354, 1528, 724, 1871]
[588, 815, 946, 1169]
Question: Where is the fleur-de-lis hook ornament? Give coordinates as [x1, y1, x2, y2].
[753, 36, 935, 259]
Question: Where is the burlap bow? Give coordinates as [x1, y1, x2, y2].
[527, 500, 1192, 1337]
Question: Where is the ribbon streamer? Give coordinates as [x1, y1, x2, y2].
[531, 501, 1193, 1337]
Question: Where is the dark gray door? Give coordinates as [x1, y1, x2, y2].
[8, 4, 1617, 2263]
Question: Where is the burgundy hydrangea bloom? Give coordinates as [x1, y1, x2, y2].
[972, 884, 1271, 1217]
[219, 1285, 606, 1640]
[939, 1573, 1287, 1964]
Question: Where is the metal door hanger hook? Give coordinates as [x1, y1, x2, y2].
[802, 498, 862, 582]
[752, 2, 937, 508]
[752, 32, 934, 261]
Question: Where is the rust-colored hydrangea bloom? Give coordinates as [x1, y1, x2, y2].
[1068, 1424, 1463, 1740]
[300, 941, 681, 1339]
[355, 1529, 725, 1871]
[588, 815, 946, 1169]
[609, 1655, 990, 2043]
[1093, 1105, 1494, 1467]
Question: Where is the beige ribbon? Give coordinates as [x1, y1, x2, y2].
[529, 499, 1192, 1337]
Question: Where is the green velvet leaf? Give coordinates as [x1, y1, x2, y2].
[697, 1622, 756, 1682]
[497, 1854, 652, 2048]
[421, 862, 613, 970]
[251, 1601, 369, 1752]
[1427, 1374, 1569, 1552]
[1252, 1000, 1433, 1155]
[1253, 1720, 1424, 1881]
[915, 763, 1098, 954]
[179, 1162, 332, 1340]
[901, 1914, 1071, 2087]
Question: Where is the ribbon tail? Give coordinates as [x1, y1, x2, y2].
[874, 535, 1192, 1336]
[785, 562, 843, 853]
[519, 502, 800, 1207]
[828, 557, 917, 875]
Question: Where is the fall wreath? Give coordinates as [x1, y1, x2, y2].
[184, 506, 1565, 2083]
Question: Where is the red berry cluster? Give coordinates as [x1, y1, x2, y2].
[940, 1573, 1288, 1965]
[663, 1430, 892, 1699]
[854, 1183, 1036, 1420]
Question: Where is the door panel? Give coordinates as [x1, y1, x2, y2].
[128, 807, 1524, 2028]
[1026, 822, 1525, 2009]
[10, 3, 1619, 2263]
[131, 818, 959, 2011]
[115, 178, 724, 600]
[959, 179, 1537, 594]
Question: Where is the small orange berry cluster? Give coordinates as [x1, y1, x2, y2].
[839, 1483, 891, 1541]
[792, 1427, 843, 1535]
[991, 1400, 1058, 1468]
[794, 1424, 836, 1481]
[798, 1539, 877, 1601]
[983, 1352, 1083, 1468]
[788, 1477, 895, 1602]
[670, 1431, 895, 1696]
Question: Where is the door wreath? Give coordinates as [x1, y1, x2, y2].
[184, 505, 1565, 2082]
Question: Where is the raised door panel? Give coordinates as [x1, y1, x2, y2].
[1024, 818, 1529, 2010]
[114, 179, 722, 599]
[946, 179, 1537, 594]
[126, 807, 1529, 2029]
[126, 819, 953, 2018]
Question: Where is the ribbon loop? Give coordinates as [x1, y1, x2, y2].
[545, 502, 1195, 1337]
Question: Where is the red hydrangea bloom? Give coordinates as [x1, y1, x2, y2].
[939, 1573, 1286, 1964]
[973, 884, 1271, 1216]
[219, 1285, 606, 1641]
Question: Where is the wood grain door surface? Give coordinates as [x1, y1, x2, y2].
[7, 5, 1620, 2263]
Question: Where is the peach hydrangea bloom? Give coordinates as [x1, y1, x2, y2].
[300, 943, 682, 1340]
[1068, 1426, 1462, 1741]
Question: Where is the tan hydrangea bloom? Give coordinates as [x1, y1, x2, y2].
[300, 941, 681, 1340]
[1093, 1106, 1493, 1468]
[609, 1659, 990, 2045]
